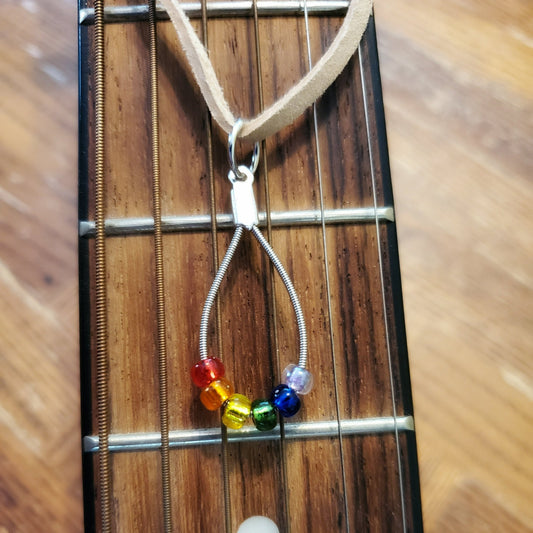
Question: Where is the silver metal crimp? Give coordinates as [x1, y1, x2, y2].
[229, 165, 259, 229]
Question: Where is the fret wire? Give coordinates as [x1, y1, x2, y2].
[252, 0, 291, 529]
[79, 1, 350, 25]
[148, 1, 173, 530]
[93, 0, 112, 531]
[79, 206, 395, 237]
[84, 415, 415, 452]
[359, 30, 408, 532]
[303, 2, 350, 530]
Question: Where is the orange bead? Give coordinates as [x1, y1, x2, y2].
[200, 377, 234, 411]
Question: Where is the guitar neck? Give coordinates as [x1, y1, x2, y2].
[79, 2, 422, 531]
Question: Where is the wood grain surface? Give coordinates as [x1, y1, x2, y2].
[0, 0, 531, 531]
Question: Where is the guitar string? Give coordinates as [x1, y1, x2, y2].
[358, 32, 408, 532]
[251, 1, 292, 529]
[200, 0, 224, 373]
[198, 2, 233, 531]
[93, 0, 112, 531]
[302, 2, 350, 530]
[147, 0, 173, 530]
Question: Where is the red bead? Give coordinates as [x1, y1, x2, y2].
[190, 357, 225, 388]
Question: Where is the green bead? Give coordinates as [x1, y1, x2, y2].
[222, 394, 252, 429]
[251, 399, 277, 431]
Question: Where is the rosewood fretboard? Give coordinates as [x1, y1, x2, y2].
[78, 1, 423, 531]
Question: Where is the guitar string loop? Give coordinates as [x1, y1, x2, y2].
[199, 121, 308, 370]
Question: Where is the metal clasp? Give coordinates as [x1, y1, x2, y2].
[229, 165, 258, 229]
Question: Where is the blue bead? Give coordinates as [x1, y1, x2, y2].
[270, 384, 301, 418]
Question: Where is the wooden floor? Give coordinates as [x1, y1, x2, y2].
[0, 0, 531, 531]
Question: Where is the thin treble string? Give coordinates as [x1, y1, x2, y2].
[251, 2, 291, 529]
[251, 0, 282, 379]
[198, 2, 231, 531]
[200, 0, 224, 364]
[358, 35, 408, 533]
[250, 0, 282, 378]
[302, 2, 350, 530]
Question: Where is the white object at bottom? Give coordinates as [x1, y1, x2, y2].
[237, 516, 280, 533]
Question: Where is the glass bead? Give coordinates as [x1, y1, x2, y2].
[281, 364, 313, 395]
[190, 357, 225, 388]
[222, 394, 252, 429]
[251, 399, 277, 431]
[200, 377, 234, 411]
[270, 384, 301, 418]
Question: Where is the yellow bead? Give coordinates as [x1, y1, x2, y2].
[200, 378, 234, 411]
[222, 394, 252, 429]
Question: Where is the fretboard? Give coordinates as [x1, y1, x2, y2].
[78, 2, 423, 531]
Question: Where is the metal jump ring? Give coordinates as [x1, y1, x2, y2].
[228, 119, 260, 180]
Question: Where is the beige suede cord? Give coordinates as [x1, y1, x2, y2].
[160, 0, 373, 142]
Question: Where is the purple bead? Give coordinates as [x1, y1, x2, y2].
[281, 364, 313, 395]
[270, 384, 301, 418]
